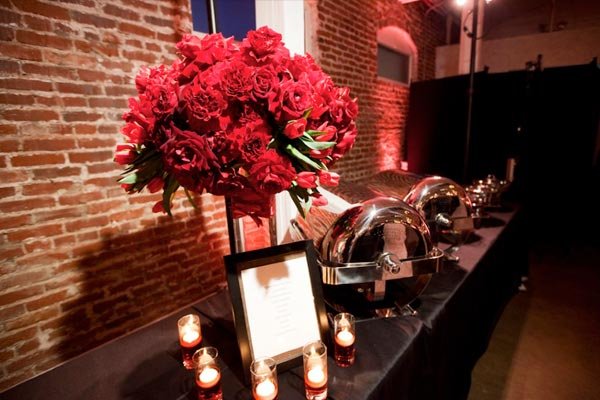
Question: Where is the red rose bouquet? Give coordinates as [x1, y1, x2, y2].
[115, 26, 358, 224]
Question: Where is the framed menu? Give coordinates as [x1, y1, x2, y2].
[225, 240, 329, 383]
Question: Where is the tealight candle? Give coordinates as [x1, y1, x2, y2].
[193, 347, 222, 400]
[333, 312, 356, 367]
[335, 329, 355, 347]
[254, 379, 276, 400]
[250, 357, 278, 400]
[197, 366, 220, 388]
[177, 314, 202, 369]
[302, 341, 328, 400]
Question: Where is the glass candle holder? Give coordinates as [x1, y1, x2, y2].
[178, 314, 203, 369]
[333, 312, 356, 367]
[193, 347, 222, 400]
[302, 340, 328, 400]
[250, 357, 278, 400]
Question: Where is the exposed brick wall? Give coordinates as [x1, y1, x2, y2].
[306, 0, 445, 181]
[0, 0, 249, 391]
[0, 0, 443, 391]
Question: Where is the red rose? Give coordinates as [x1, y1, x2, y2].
[181, 75, 228, 132]
[160, 126, 220, 193]
[318, 171, 339, 186]
[242, 26, 289, 65]
[147, 176, 164, 193]
[269, 78, 313, 122]
[217, 60, 253, 101]
[296, 171, 317, 189]
[121, 121, 147, 144]
[230, 185, 273, 225]
[331, 124, 358, 162]
[248, 150, 296, 194]
[177, 33, 236, 67]
[114, 143, 137, 165]
[251, 65, 278, 101]
[283, 118, 307, 140]
[240, 120, 272, 164]
[311, 192, 328, 206]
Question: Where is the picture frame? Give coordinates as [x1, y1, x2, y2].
[225, 240, 329, 383]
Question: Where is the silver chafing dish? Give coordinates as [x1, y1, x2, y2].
[361, 170, 476, 247]
[291, 193, 443, 316]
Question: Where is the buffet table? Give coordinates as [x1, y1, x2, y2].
[1, 209, 524, 400]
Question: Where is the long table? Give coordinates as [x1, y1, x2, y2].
[1, 209, 525, 400]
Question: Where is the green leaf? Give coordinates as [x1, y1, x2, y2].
[305, 130, 328, 137]
[184, 188, 199, 210]
[118, 173, 138, 184]
[284, 144, 321, 170]
[162, 176, 180, 216]
[299, 137, 336, 150]
[302, 108, 313, 119]
[288, 190, 305, 219]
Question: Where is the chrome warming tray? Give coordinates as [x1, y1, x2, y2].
[361, 170, 476, 247]
[291, 194, 443, 317]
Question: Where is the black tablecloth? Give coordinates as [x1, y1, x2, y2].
[1, 209, 524, 400]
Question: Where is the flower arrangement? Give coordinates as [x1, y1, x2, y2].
[115, 26, 358, 224]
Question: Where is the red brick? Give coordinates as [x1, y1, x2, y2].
[0, 43, 43, 61]
[0, 124, 18, 134]
[2, 108, 59, 122]
[26, 290, 69, 311]
[70, 10, 116, 28]
[13, 0, 70, 20]
[0, 9, 20, 25]
[121, 49, 157, 63]
[121, 0, 158, 12]
[77, 69, 106, 82]
[104, 85, 135, 97]
[32, 166, 81, 180]
[0, 327, 37, 349]
[0, 214, 31, 229]
[0, 197, 56, 213]
[85, 177, 118, 187]
[56, 82, 102, 95]
[146, 42, 162, 52]
[0, 139, 19, 152]
[64, 215, 109, 232]
[87, 162, 119, 175]
[11, 153, 65, 166]
[22, 138, 76, 151]
[0, 170, 28, 184]
[24, 239, 52, 252]
[17, 338, 40, 355]
[63, 112, 103, 122]
[74, 124, 97, 134]
[7, 223, 64, 242]
[5, 307, 59, 331]
[62, 97, 87, 107]
[118, 22, 155, 38]
[22, 181, 74, 195]
[0, 304, 27, 322]
[88, 97, 127, 108]
[103, 4, 140, 21]
[0, 286, 45, 306]
[0, 269, 49, 292]
[68, 150, 113, 164]
[0, 25, 15, 41]
[34, 207, 83, 223]
[58, 191, 103, 205]
[143, 15, 173, 28]
[0, 93, 34, 106]
[77, 138, 116, 149]
[16, 30, 72, 50]
[43, 50, 96, 68]
[0, 186, 15, 198]
[22, 63, 77, 79]
[0, 78, 53, 91]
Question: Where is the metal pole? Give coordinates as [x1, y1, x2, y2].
[206, 0, 217, 34]
[463, 0, 479, 183]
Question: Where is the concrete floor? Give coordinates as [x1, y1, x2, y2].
[468, 242, 600, 400]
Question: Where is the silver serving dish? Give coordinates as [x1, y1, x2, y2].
[320, 197, 443, 285]
[291, 195, 443, 316]
[363, 170, 476, 246]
